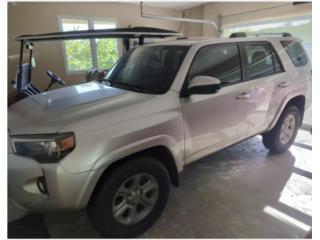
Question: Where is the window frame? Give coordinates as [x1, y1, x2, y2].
[107, 45, 190, 95]
[180, 42, 245, 97]
[180, 41, 286, 97]
[58, 15, 120, 75]
[240, 41, 285, 81]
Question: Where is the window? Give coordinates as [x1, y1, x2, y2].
[189, 44, 242, 86]
[244, 43, 280, 80]
[60, 17, 119, 73]
[281, 40, 308, 67]
[106, 46, 189, 94]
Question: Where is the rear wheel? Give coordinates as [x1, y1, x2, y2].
[262, 105, 301, 153]
[88, 156, 170, 238]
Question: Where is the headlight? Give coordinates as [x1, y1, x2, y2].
[11, 132, 75, 163]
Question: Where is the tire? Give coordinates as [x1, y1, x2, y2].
[262, 105, 301, 153]
[88, 156, 170, 238]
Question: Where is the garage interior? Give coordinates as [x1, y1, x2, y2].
[8, 1, 312, 238]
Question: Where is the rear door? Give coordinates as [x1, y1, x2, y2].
[241, 41, 286, 135]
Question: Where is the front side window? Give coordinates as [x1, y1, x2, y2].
[60, 17, 119, 73]
[244, 43, 275, 80]
[105, 46, 189, 94]
[281, 40, 308, 67]
[189, 44, 242, 86]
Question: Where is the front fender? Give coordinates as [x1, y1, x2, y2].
[91, 134, 184, 172]
[73, 135, 183, 208]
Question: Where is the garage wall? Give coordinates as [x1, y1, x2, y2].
[202, 2, 312, 37]
[7, 2, 182, 99]
[182, 5, 204, 37]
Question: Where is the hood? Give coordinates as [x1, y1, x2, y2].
[8, 81, 153, 135]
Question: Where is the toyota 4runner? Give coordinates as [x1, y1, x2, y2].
[8, 33, 311, 237]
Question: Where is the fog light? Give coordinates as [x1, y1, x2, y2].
[37, 176, 48, 194]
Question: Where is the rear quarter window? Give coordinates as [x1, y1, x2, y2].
[281, 40, 308, 67]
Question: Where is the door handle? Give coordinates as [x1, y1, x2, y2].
[236, 91, 250, 100]
[278, 81, 289, 88]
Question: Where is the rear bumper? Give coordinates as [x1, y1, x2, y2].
[8, 153, 95, 213]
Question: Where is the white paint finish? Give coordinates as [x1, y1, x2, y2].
[182, 80, 252, 164]
[246, 73, 283, 135]
[189, 75, 220, 88]
[8, 81, 150, 135]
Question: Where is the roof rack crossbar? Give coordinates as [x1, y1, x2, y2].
[229, 32, 292, 38]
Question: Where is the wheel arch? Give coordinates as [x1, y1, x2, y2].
[267, 93, 306, 131]
[285, 95, 305, 125]
[83, 145, 181, 208]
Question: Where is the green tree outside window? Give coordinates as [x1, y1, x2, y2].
[61, 18, 119, 72]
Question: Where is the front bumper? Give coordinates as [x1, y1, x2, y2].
[8, 153, 96, 213]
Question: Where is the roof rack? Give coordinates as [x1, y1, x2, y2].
[229, 32, 292, 38]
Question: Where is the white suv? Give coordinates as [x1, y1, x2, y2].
[8, 34, 311, 237]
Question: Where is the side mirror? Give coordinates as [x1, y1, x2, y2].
[188, 76, 221, 95]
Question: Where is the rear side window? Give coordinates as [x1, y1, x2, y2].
[189, 43, 242, 86]
[281, 40, 308, 67]
[244, 43, 278, 80]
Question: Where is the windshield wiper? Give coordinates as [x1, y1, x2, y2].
[107, 81, 155, 94]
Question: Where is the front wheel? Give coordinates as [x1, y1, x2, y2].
[88, 156, 170, 238]
[262, 105, 301, 153]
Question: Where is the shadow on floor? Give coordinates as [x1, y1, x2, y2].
[8, 214, 49, 238]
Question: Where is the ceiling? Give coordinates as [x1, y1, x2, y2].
[135, 2, 207, 10]
[8, 1, 207, 10]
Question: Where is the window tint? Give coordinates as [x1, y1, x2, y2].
[281, 40, 308, 67]
[106, 46, 189, 94]
[244, 43, 276, 80]
[189, 44, 242, 86]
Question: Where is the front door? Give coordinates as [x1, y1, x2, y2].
[180, 43, 251, 164]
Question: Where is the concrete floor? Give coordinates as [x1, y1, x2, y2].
[38, 130, 311, 238]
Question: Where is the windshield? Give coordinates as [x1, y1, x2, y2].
[104, 45, 189, 94]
